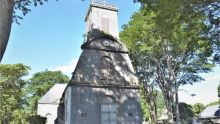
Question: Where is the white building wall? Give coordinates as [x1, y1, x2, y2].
[37, 104, 58, 124]
[65, 87, 72, 124]
[86, 5, 119, 38]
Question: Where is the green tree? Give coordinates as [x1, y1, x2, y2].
[27, 115, 47, 124]
[206, 99, 220, 107]
[140, 89, 165, 122]
[218, 82, 220, 97]
[140, 92, 150, 122]
[0, 63, 30, 124]
[10, 109, 30, 124]
[179, 102, 194, 123]
[120, 1, 214, 123]
[192, 103, 205, 117]
[27, 70, 69, 114]
[135, 0, 220, 64]
[120, 10, 162, 123]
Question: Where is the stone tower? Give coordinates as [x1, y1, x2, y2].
[85, 1, 119, 38]
[56, 1, 142, 124]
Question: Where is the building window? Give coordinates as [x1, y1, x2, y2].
[81, 113, 87, 117]
[101, 104, 117, 124]
[101, 96, 117, 124]
[128, 113, 133, 117]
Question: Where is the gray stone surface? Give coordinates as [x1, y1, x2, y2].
[71, 36, 138, 86]
[60, 34, 143, 124]
[64, 86, 142, 124]
[85, 1, 119, 38]
[56, 1, 142, 124]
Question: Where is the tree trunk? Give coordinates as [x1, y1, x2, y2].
[148, 94, 158, 124]
[167, 98, 174, 124]
[0, 0, 14, 62]
[163, 91, 174, 124]
[143, 85, 158, 124]
[152, 96, 158, 124]
[175, 89, 180, 124]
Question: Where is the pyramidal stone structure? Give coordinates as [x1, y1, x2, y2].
[56, 1, 142, 124]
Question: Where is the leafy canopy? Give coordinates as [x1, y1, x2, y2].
[26, 70, 69, 113]
[218, 82, 220, 97]
[13, 0, 48, 23]
[192, 103, 205, 117]
[0, 64, 70, 123]
[0, 63, 30, 123]
[120, 0, 215, 122]
[179, 102, 194, 123]
[134, 0, 220, 64]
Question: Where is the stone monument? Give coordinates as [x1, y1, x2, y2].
[56, 1, 142, 124]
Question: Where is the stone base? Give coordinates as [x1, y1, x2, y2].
[62, 84, 142, 124]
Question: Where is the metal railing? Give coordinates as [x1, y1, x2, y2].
[91, 0, 118, 10]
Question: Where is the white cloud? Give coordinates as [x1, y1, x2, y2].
[179, 66, 220, 105]
[53, 58, 79, 77]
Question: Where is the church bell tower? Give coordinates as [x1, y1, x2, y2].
[85, 1, 119, 38]
[56, 1, 142, 124]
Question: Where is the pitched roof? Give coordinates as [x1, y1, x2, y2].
[38, 84, 67, 104]
[200, 105, 220, 118]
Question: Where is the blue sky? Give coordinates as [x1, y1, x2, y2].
[3, 0, 139, 73]
[2, 0, 220, 105]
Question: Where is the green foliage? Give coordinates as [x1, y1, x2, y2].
[218, 82, 220, 97]
[13, 0, 48, 23]
[27, 115, 47, 124]
[120, 1, 215, 123]
[10, 109, 30, 124]
[135, 0, 220, 64]
[192, 103, 205, 117]
[140, 93, 150, 121]
[120, 7, 213, 86]
[140, 89, 165, 122]
[206, 99, 220, 107]
[120, 9, 163, 123]
[0, 64, 30, 123]
[156, 91, 165, 116]
[0, 64, 69, 123]
[27, 70, 69, 114]
[179, 102, 194, 123]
